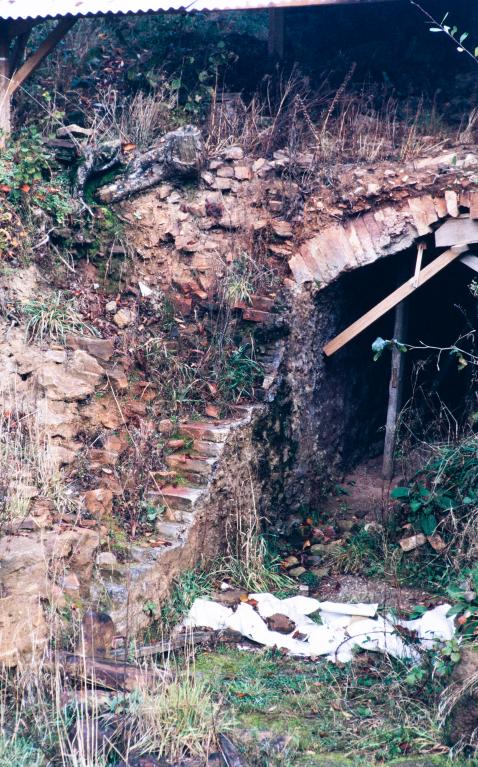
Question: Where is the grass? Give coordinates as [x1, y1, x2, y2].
[0, 733, 44, 767]
[159, 568, 214, 628]
[23, 292, 98, 343]
[0, 649, 227, 767]
[0, 407, 74, 526]
[327, 527, 456, 595]
[122, 672, 227, 762]
[194, 646, 452, 766]
[212, 536, 294, 595]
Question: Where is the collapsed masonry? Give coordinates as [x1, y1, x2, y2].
[1, 135, 477, 664]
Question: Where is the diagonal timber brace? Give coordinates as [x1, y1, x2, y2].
[0, 18, 76, 140]
[323, 245, 468, 357]
[9, 18, 76, 95]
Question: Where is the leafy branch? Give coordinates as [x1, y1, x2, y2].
[410, 2, 478, 65]
[372, 331, 478, 370]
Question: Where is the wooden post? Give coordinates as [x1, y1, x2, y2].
[382, 296, 408, 481]
[0, 21, 11, 144]
[268, 9, 285, 59]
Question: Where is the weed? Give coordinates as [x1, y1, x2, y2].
[141, 500, 165, 526]
[447, 568, 478, 637]
[0, 733, 44, 767]
[124, 672, 228, 762]
[390, 435, 478, 563]
[0, 127, 73, 226]
[217, 343, 263, 402]
[329, 528, 387, 577]
[213, 537, 293, 594]
[0, 407, 74, 526]
[23, 292, 98, 343]
[160, 568, 213, 629]
[224, 256, 255, 306]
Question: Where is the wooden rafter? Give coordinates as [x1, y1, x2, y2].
[9, 18, 77, 96]
[323, 245, 468, 356]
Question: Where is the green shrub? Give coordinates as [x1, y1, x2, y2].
[0, 127, 73, 225]
[391, 436, 478, 539]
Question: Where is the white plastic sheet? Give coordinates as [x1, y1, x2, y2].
[183, 593, 455, 663]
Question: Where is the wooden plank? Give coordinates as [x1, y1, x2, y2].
[323, 246, 467, 356]
[9, 18, 76, 95]
[50, 651, 170, 692]
[435, 217, 478, 248]
[460, 254, 478, 273]
[412, 242, 425, 287]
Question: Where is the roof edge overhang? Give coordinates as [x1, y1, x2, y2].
[0, 0, 403, 23]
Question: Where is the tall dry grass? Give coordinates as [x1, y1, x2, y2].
[0, 403, 73, 527]
[0, 645, 227, 767]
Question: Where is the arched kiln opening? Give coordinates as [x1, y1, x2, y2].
[317, 233, 477, 478]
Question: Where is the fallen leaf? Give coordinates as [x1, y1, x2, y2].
[205, 404, 220, 419]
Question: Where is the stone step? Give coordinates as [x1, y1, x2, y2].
[149, 485, 204, 512]
[165, 454, 217, 476]
[155, 520, 189, 542]
[167, 470, 210, 488]
[179, 422, 231, 443]
[191, 439, 223, 458]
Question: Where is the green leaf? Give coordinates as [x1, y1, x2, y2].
[436, 495, 454, 510]
[475, 46, 478, 58]
[460, 32, 469, 44]
[420, 512, 437, 536]
[408, 605, 428, 619]
[410, 500, 422, 514]
[372, 336, 390, 361]
[446, 604, 464, 617]
[391, 486, 411, 500]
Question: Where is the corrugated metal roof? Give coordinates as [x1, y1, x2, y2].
[0, 0, 396, 21]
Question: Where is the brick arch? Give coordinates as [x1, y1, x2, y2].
[289, 190, 467, 287]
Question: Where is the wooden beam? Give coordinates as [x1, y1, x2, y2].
[9, 18, 76, 95]
[323, 246, 468, 356]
